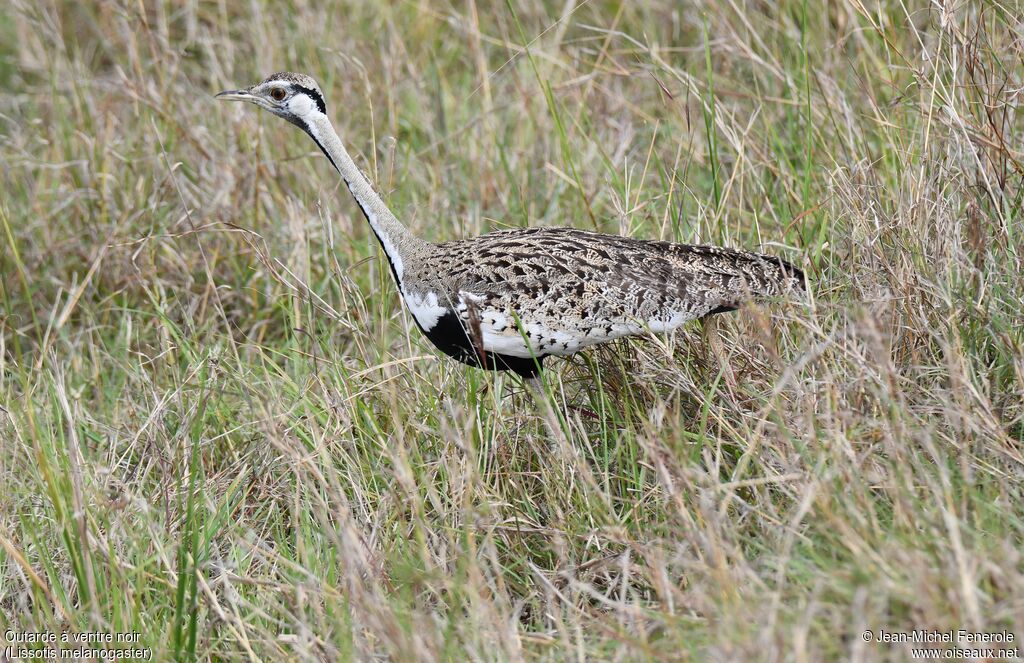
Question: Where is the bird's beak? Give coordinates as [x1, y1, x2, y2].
[216, 88, 276, 112]
[215, 89, 254, 103]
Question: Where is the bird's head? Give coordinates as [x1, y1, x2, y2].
[216, 72, 326, 129]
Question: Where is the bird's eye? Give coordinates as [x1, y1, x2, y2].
[270, 87, 286, 101]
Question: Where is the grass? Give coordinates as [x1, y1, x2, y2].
[2, 0, 1023, 660]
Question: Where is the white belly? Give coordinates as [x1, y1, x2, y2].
[404, 289, 696, 358]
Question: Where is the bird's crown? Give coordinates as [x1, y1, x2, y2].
[261, 72, 321, 96]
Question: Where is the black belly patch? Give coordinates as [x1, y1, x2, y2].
[419, 309, 545, 378]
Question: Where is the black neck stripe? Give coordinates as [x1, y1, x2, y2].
[300, 125, 403, 287]
[294, 85, 326, 114]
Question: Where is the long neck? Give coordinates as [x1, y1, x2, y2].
[301, 112, 422, 285]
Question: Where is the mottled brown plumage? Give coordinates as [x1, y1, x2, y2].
[219, 72, 805, 378]
[399, 227, 803, 375]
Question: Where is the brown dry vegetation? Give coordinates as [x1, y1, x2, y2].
[1, 0, 1023, 660]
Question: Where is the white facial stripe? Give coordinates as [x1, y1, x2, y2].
[287, 93, 315, 117]
[262, 80, 293, 91]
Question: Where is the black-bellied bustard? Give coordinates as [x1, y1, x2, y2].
[217, 72, 805, 382]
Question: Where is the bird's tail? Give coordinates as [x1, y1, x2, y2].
[767, 255, 807, 294]
[702, 252, 806, 317]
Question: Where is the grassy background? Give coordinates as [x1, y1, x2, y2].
[2, 0, 1023, 660]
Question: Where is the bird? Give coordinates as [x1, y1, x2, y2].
[217, 72, 805, 381]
